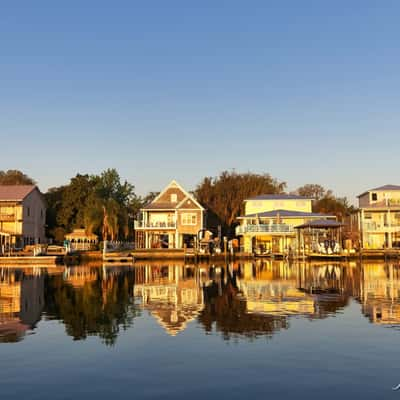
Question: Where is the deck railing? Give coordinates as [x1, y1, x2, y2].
[134, 221, 177, 229]
[363, 223, 400, 232]
[236, 224, 294, 235]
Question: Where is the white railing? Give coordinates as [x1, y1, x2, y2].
[363, 223, 400, 232]
[236, 224, 294, 235]
[134, 221, 177, 229]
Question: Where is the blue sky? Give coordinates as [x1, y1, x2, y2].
[1, 1, 399, 202]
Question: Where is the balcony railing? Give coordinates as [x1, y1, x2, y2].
[363, 223, 400, 232]
[236, 224, 294, 235]
[134, 221, 177, 229]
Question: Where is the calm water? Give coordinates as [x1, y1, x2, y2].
[1, 260, 400, 399]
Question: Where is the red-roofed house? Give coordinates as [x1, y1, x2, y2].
[0, 185, 46, 252]
[134, 180, 205, 249]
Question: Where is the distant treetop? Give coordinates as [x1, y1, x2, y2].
[0, 170, 36, 185]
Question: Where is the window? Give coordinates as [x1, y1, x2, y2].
[27, 207, 30, 217]
[171, 194, 177, 203]
[181, 213, 197, 225]
[371, 193, 378, 201]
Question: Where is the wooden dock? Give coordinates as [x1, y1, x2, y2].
[0, 255, 63, 265]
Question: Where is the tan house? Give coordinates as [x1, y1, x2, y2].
[134, 180, 205, 249]
[0, 185, 46, 251]
[357, 184, 400, 249]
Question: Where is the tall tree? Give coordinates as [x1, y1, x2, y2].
[295, 184, 328, 201]
[0, 170, 36, 185]
[45, 169, 136, 242]
[195, 171, 286, 235]
[295, 184, 355, 221]
[83, 169, 135, 241]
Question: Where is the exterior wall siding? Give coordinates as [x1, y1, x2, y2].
[245, 199, 312, 215]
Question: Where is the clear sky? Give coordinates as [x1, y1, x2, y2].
[1, 1, 399, 202]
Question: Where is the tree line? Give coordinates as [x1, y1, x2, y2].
[0, 169, 356, 242]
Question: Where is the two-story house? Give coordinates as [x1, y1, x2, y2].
[0, 185, 46, 252]
[236, 194, 336, 254]
[134, 180, 205, 249]
[357, 185, 400, 249]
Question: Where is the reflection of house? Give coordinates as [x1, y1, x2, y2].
[236, 194, 335, 254]
[134, 265, 203, 335]
[237, 280, 315, 316]
[65, 229, 98, 251]
[0, 270, 44, 342]
[357, 185, 400, 249]
[134, 180, 205, 249]
[360, 263, 400, 324]
[0, 185, 46, 251]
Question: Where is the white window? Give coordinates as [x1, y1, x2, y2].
[171, 194, 177, 203]
[181, 213, 197, 225]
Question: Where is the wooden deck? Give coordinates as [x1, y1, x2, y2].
[0, 255, 63, 265]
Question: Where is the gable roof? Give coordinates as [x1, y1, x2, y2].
[238, 209, 335, 219]
[142, 180, 204, 211]
[246, 194, 312, 201]
[0, 185, 37, 201]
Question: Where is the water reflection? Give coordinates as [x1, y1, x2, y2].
[134, 264, 204, 336]
[0, 268, 44, 342]
[2, 261, 400, 344]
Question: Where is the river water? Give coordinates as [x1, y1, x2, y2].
[0, 260, 399, 399]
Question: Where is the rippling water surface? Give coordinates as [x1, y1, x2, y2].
[1, 260, 400, 399]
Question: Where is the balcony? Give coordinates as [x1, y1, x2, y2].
[363, 222, 400, 233]
[0, 214, 16, 222]
[134, 221, 177, 230]
[236, 224, 294, 235]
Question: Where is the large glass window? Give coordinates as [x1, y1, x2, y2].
[181, 213, 197, 225]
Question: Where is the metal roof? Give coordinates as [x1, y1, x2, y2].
[295, 219, 342, 229]
[246, 194, 312, 201]
[238, 209, 335, 219]
[0, 185, 37, 201]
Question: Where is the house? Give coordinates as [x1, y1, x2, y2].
[134, 180, 205, 249]
[0, 185, 46, 251]
[236, 194, 337, 254]
[357, 184, 400, 249]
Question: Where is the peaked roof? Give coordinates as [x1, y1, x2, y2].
[358, 184, 400, 198]
[0, 185, 37, 201]
[246, 194, 312, 201]
[142, 180, 204, 211]
[238, 209, 335, 219]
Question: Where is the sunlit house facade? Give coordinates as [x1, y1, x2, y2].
[236, 194, 336, 254]
[357, 185, 400, 249]
[134, 180, 205, 249]
[0, 185, 46, 251]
